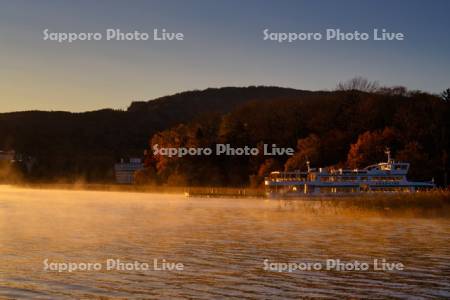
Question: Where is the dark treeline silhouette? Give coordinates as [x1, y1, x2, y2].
[0, 85, 448, 186]
[0, 86, 309, 182]
[137, 87, 449, 187]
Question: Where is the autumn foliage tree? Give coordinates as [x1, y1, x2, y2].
[130, 86, 449, 187]
[284, 134, 321, 171]
[396, 142, 433, 181]
[347, 128, 397, 168]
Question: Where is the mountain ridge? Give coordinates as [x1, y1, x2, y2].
[0, 86, 317, 181]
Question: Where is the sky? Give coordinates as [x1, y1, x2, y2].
[0, 0, 449, 112]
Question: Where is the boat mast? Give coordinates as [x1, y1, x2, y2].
[385, 147, 392, 163]
[306, 160, 311, 172]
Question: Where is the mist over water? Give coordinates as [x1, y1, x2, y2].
[0, 186, 449, 299]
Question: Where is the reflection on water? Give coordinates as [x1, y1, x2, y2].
[0, 185, 449, 299]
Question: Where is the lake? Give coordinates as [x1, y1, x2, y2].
[0, 186, 449, 299]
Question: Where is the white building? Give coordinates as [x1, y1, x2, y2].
[114, 158, 144, 184]
[0, 150, 15, 162]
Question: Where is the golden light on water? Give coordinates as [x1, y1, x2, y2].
[0, 185, 449, 298]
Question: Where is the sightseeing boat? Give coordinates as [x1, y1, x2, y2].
[265, 150, 435, 198]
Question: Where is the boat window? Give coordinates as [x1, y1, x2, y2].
[308, 174, 316, 181]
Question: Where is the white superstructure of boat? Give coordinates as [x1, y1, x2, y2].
[265, 149, 435, 198]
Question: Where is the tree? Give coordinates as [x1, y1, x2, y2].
[337, 76, 379, 93]
[441, 88, 450, 102]
[347, 127, 397, 168]
[396, 142, 432, 181]
[284, 134, 321, 171]
[377, 86, 408, 96]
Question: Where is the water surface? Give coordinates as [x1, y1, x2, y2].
[0, 186, 449, 299]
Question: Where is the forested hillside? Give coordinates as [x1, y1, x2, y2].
[0, 86, 309, 181]
[1, 85, 448, 186]
[138, 89, 450, 187]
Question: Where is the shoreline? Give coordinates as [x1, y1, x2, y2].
[3, 182, 449, 198]
[1, 184, 449, 217]
[5, 182, 266, 197]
